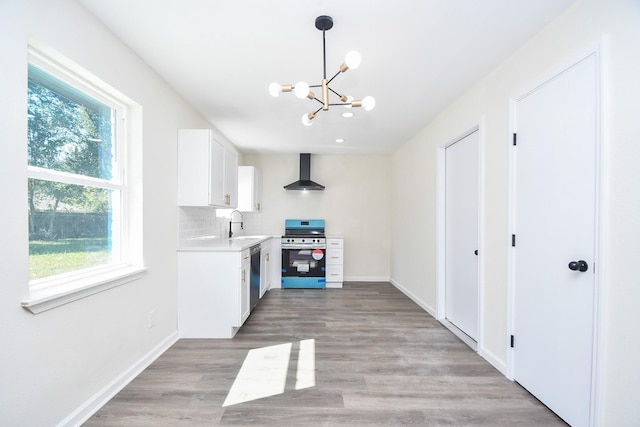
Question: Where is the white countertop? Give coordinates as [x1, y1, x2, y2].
[178, 235, 276, 252]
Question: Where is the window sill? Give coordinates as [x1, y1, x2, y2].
[21, 265, 148, 314]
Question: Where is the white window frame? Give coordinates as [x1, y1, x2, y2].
[22, 46, 146, 314]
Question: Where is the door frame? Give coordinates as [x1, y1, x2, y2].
[436, 123, 484, 352]
[506, 42, 605, 426]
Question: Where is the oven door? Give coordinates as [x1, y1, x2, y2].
[281, 247, 326, 289]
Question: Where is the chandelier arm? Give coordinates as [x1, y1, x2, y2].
[327, 70, 342, 85]
[327, 86, 343, 97]
[328, 103, 351, 107]
[311, 97, 324, 106]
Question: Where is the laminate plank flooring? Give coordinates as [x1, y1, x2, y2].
[85, 282, 565, 426]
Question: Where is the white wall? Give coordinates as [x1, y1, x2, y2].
[244, 154, 391, 281]
[390, 0, 640, 424]
[0, 0, 232, 425]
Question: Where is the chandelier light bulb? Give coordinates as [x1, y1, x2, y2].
[301, 112, 315, 126]
[362, 96, 376, 111]
[344, 51, 362, 70]
[294, 81, 310, 99]
[269, 82, 282, 97]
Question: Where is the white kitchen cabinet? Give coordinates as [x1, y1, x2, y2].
[270, 237, 282, 289]
[237, 166, 262, 212]
[240, 249, 250, 323]
[177, 249, 250, 338]
[326, 237, 344, 288]
[177, 128, 237, 208]
[224, 147, 238, 208]
[260, 241, 270, 297]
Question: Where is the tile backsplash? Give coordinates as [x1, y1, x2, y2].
[178, 207, 262, 241]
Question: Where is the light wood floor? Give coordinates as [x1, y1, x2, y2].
[86, 282, 565, 426]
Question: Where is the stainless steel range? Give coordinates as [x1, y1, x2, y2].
[281, 219, 326, 289]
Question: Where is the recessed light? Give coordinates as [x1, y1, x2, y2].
[341, 112, 354, 118]
[336, 138, 344, 143]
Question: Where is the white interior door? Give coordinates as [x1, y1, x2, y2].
[445, 130, 479, 341]
[513, 54, 597, 427]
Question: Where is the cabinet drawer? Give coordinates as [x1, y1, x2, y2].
[326, 265, 343, 282]
[326, 248, 343, 265]
[326, 238, 343, 249]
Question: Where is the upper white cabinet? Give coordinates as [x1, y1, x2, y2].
[224, 148, 238, 208]
[177, 129, 237, 208]
[237, 166, 262, 212]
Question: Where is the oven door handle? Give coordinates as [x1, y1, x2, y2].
[282, 247, 326, 251]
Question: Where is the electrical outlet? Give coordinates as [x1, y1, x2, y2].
[148, 310, 156, 329]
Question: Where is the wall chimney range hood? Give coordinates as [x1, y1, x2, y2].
[284, 153, 325, 191]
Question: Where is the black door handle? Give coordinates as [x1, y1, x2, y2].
[568, 260, 588, 272]
[474, 250, 478, 256]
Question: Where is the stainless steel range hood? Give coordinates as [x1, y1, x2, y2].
[284, 153, 325, 191]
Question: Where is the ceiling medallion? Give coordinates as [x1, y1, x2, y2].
[269, 15, 375, 126]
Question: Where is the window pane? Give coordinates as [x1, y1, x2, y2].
[27, 64, 114, 180]
[28, 179, 119, 280]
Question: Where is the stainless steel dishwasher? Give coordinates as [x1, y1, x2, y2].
[249, 244, 261, 310]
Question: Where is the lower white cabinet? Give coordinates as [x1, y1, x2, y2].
[240, 249, 250, 323]
[326, 237, 344, 288]
[259, 237, 282, 293]
[260, 242, 270, 297]
[178, 249, 250, 338]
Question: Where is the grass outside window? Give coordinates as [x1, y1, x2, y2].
[29, 237, 110, 281]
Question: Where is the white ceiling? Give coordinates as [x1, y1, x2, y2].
[80, 0, 574, 155]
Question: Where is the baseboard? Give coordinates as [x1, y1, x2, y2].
[439, 318, 478, 351]
[344, 276, 390, 282]
[60, 331, 179, 427]
[478, 345, 508, 377]
[389, 278, 437, 318]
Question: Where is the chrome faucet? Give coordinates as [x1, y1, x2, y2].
[228, 210, 244, 238]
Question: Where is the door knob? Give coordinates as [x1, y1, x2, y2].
[474, 250, 478, 256]
[568, 260, 588, 272]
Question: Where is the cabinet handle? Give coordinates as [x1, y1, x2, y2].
[243, 256, 250, 261]
[266, 253, 269, 261]
[257, 203, 261, 211]
[242, 270, 246, 282]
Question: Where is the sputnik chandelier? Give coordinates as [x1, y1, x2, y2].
[269, 15, 375, 126]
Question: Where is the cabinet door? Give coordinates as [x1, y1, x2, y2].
[178, 129, 220, 206]
[209, 138, 226, 206]
[238, 166, 263, 212]
[239, 251, 250, 325]
[224, 148, 238, 208]
[254, 168, 262, 211]
[260, 247, 270, 297]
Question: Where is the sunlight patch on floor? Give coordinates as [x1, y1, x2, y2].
[223, 339, 316, 407]
[295, 338, 315, 390]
